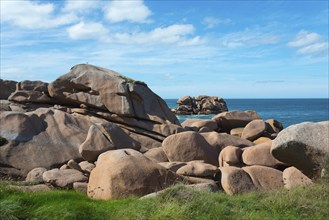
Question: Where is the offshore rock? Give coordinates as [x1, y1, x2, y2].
[173, 95, 228, 115]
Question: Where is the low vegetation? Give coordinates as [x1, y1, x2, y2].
[0, 181, 328, 220]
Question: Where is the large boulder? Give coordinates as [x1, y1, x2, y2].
[0, 108, 96, 177]
[144, 147, 168, 162]
[212, 110, 261, 132]
[87, 149, 183, 200]
[162, 131, 219, 166]
[271, 121, 329, 179]
[176, 161, 219, 178]
[242, 141, 283, 167]
[48, 64, 181, 139]
[283, 167, 314, 189]
[241, 119, 267, 141]
[182, 119, 218, 132]
[219, 166, 256, 195]
[43, 168, 88, 188]
[242, 165, 283, 190]
[0, 79, 17, 99]
[218, 146, 243, 167]
[79, 122, 141, 162]
[26, 167, 47, 183]
[201, 132, 253, 153]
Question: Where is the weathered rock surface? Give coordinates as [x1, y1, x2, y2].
[242, 165, 283, 190]
[283, 167, 314, 189]
[176, 161, 219, 177]
[201, 132, 253, 153]
[8, 80, 55, 104]
[87, 149, 184, 200]
[219, 146, 242, 167]
[43, 169, 88, 188]
[0, 79, 17, 100]
[242, 141, 283, 167]
[220, 166, 256, 195]
[79, 161, 95, 173]
[173, 95, 228, 115]
[271, 121, 329, 179]
[162, 131, 219, 166]
[26, 167, 47, 183]
[182, 119, 218, 132]
[0, 108, 94, 176]
[79, 122, 140, 162]
[144, 147, 168, 162]
[158, 162, 187, 172]
[241, 119, 267, 141]
[212, 110, 261, 132]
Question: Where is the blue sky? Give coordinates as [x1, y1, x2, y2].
[1, 0, 328, 98]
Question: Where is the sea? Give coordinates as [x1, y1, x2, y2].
[165, 99, 329, 128]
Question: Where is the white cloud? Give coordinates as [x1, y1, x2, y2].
[62, 0, 100, 14]
[288, 30, 321, 47]
[113, 24, 202, 46]
[203, 16, 231, 28]
[103, 0, 151, 23]
[0, 0, 77, 29]
[297, 42, 329, 55]
[67, 22, 109, 40]
[221, 29, 280, 48]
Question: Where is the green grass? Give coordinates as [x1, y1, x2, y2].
[0, 182, 328, 220]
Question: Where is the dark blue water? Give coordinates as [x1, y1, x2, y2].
[165, 99, 329, 128]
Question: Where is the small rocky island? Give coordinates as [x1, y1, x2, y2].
[172, 95, 228, 115]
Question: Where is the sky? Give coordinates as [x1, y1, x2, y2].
[1, 0, 328, 98]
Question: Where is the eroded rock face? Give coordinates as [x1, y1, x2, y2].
[0, 108, 95, 176]
[9, 80, 55, 104]
[271, 121, 329, 179]
[162, 131, 219, 166]
[241, 119, 267, 141]
[87, 149, 183, 200]
[219, 146, 243, 167]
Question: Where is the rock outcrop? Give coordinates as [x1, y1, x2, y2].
[172, 95, 228, 115]
[1, 64, 327, 200]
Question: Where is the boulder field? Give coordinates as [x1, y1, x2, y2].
[0, 64, 327, 199]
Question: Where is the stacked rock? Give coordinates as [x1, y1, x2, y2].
[172, 95, 228, 115]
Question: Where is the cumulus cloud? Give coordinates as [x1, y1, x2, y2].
[287, 30, 321, 47]
[67, 22, 109, 40]
[103, 0, 151, 23]
[203, 17, 231, 28]
[1, 0, 77, 29]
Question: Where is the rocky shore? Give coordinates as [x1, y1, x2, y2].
[0, 64, 328, 199]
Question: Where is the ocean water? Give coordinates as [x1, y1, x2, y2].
[165, 99, 329, 128]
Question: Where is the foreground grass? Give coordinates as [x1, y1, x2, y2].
[0, 182, 328, 220]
